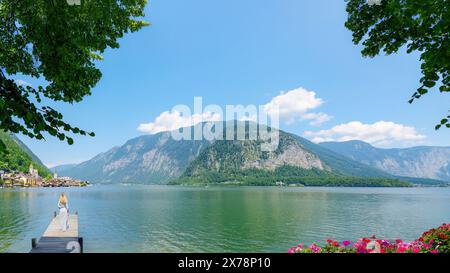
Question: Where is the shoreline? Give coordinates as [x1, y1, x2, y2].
[0, 183, 90, 189]
[2, 181, 449, 189]
[7, 183, 445, 188]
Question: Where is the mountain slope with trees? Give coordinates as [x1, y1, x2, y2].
[0, 131, 50, 177]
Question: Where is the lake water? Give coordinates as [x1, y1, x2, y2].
[1, 185, 449, 253]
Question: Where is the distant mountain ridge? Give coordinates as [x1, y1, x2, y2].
[8, 123, 447, 186]
[56, 121, 406, 185]
[319, 140, 450, 182]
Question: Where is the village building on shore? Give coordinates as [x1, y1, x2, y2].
[1, 164, 43, 187]
[0, 164, 89, 188]
[44, 173, 89, 187]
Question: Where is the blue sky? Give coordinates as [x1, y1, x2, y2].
[15, 0, 450, 167]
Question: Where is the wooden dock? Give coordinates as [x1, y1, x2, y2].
[30, 212, 83, 253]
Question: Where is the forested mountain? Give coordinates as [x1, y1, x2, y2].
[0, 131, 50, 177]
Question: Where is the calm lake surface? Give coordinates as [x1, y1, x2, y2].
[1, 185, 450, 253]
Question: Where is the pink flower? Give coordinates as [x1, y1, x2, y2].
[396, 247, 406, 253]
[308, 243, 321, 253]
[287, 222, 449, 254]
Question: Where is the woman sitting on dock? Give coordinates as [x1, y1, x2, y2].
[58, 193, 69, 231]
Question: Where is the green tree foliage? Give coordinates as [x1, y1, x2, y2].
[0, 0, 149, 151]
[345, 0, 449, 129]
[44, 173, 53, 181]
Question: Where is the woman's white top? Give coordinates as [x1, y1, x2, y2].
[58, 201, 69, 211]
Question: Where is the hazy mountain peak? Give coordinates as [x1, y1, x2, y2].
[320, 141, 450, 182]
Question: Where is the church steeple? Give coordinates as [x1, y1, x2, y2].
[29, 163, 38, 178]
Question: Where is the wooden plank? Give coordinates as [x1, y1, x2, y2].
[30, 237, 81, 253]
[42, 214, 78, 237]
[30, 213, 82, 253]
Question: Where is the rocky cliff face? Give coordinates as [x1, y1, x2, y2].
[242, 143, 325, 171]
[186, 131, 326, 177]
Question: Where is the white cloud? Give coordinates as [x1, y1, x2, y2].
[138, 87, 331, 135]
[138, 110, 221, 134]
[263, 87, 331, 126]
[304, 121, 427, 147]
[15, 79, 32, 87]
[302, 112, 333, 126]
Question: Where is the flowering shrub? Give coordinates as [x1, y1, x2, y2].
[288, 223, 449, 254]
[418, 223, 450, 253]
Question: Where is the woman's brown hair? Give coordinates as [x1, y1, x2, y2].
[59, 193, 68, 205]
